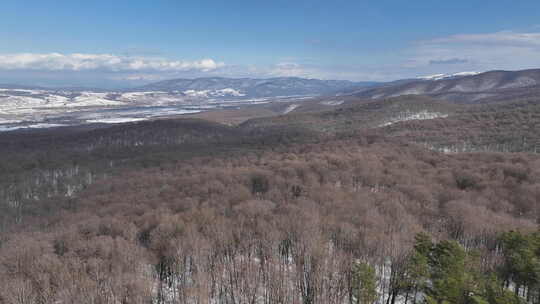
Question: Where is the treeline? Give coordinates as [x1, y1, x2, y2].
[1, 130, 539, 303]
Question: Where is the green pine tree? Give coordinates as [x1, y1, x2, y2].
[351, 261, 378, 304]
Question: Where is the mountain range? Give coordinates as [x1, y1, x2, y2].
[3, 69, 540, 102]
[350, 68, 540, 103]
[2, 68, 540, 129]
[136, 77, 377, 98]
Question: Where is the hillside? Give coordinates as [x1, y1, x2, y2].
[241, 95, 461, 132]
[383, 99, 540, 153]
[353, 69, 540, 103]
[233, 93, 540, 154]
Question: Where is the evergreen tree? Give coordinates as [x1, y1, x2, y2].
[425, 240, 469, 303]
[351, 261, 378, 304]
[481, 274, 525, 304]
[403, 233, 432, 304]
[499, 231, 540, 302]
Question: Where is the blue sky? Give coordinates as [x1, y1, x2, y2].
[1, 0, 540, 87]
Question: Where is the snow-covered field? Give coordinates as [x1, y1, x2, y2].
[0, 87, 301, 131]
[183, 88, 245, 98]
[0, 90, 124, 110]
[0, 87, 250, 117]
[0, 88, 201, 130]
[85, 118, 148, 124]
[0, 123, 67, 132]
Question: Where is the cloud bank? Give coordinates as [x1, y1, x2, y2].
[409, 31, 540, 71]
[428, 31, 540, 48]
[429, 58, 468, 65]
[0, 53, 224, 72]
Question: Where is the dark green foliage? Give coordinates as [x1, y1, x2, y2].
[250, 174, 270, 195]
[401, 234, 432, 303]
[482, 275, 525, 304]
[351, 261, 378, 304]
[454, 171, 479, 190]
[406, 232, 540, 304]
[426, 240, 471, 303]
[499, 231, 540, 301]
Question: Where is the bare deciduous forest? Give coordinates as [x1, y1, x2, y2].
[1, 96, 540, 304]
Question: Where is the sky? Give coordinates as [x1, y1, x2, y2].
[1, 0, 540, 88]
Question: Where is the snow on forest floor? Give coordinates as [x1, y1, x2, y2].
[379, 110, 448, 127]
[283, 104, 300, 114]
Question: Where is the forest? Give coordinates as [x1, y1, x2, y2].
[1, 96, 540, 304]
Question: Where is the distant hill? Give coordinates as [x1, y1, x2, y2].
[382, 98, 540, 153]
[0, 84, 47, 90]
[350, 69, 540, 103]
[241, 95, 461, 133]
[137, 77, 378, 98]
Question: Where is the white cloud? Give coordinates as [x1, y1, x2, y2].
[428, 31, 540, 48]
[0, 53, 224, 72]
[2, 31, 540, 87]
[219, 62, 371, 81]
[268, 62, 313, 78]
[282, 31, 540, 81]
[113, 74, 166, 81]
[407, 31, 540, 72]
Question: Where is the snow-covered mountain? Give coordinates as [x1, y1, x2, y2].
[3, 69, 540, 130]
[137, 77, 374, 98]
[418, 71, 481, 80]
[352, 69, 540, 103]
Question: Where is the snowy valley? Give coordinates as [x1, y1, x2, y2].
[0, 87, 302, 130]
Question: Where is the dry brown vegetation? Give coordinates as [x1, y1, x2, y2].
[1, 94, 540, 303]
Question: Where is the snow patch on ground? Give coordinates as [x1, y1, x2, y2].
[418, 71, 480, 80]
[418, 73, 447, 80]
[118, 91, 186, 105]
[71, 92, 125, 106]
[320, 100, 344, 106]
[283, 104, 299, 114]
[218, 88, 245, 96]
[86, 118, 148, 124]
[0, 118, 22, 124]
[500, 76, 538, 89]
[183, 88, 245, 98]
[0, 123, 67, 132]
[452, 71, 481, 77]
[183, 89, 210, 98]
[0, 91, 124, 112]
[120, 91, 166, 99]
[391, 87, 427, 96]
[83, 109, 202, 124]
[379, 110, 448, 127]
